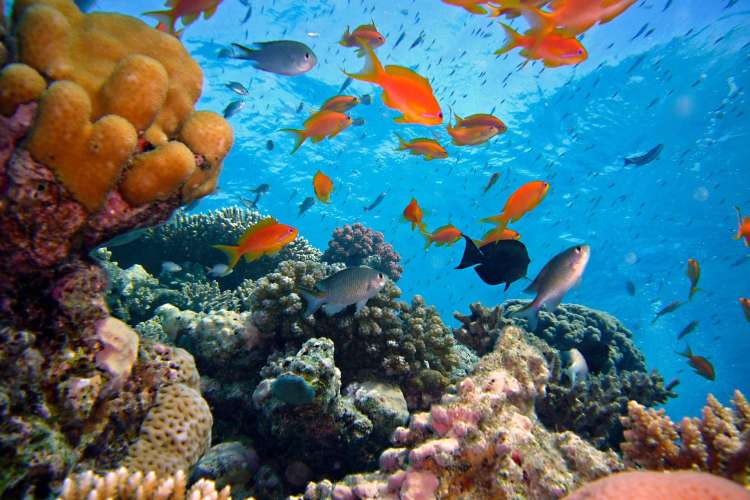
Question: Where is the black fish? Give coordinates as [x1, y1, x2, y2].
[665, 378, 680, 391]
[455, 235, 530, 290]
[483, 172, 500, 194]
[663, 0, 673, 11]
[241, 4, 252, 23]
[624, 144, 663, 166]
[677, 320, 699, 340]
[625, 280, 636, 296]
[339, 77, 353, 94]
[266, 140, 274, 151]
[298, 196, 315, 216]
[364, 192, 386, 212]
[250, 184, 270, 194]
[394, 31, 406, 48]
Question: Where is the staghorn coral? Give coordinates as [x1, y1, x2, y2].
[322, 223, 403, 281]
[565, 470, 750, 499]
[454, 301, 672, 450]
[109, 207, 321, 289]
[58, 468, 232, 500]
[121, 383, 213, 477]
[301, 327, 623, 500]
[620, 391, 750, 484]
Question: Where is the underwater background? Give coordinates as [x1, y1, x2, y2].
[102, 0, 749, 420]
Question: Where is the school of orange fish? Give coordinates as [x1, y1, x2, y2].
[142, 0, 750, 382]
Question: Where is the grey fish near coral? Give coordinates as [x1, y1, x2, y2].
[299, 266, 387, 316]
[231, 41, 317, 76]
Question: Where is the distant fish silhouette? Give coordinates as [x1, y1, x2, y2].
[624, 144, 663, 166]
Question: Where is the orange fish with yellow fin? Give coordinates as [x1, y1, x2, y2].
[496, 24, 587, 67]
[340, 22, 386, 56]
[447, 112, 507, 146]
[481, 180, 550, 229]
[313, 171, 334, 204]
[281, 110, 353, 154]
[212, 218, 297, 270]
[403, 198, 427, 231]
[423, 224, 462, 249]
[396, 134, 448, 161]
[144, 0, 222, 37]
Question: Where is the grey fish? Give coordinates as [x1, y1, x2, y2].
[364, 192, 386, 212]
[231, 41, 317, 76]
[512, 245, 591, 331]
[298, 196, 315, 216]
[226, 81, 249, 95]
[565, 348, 589, 386]
[624, 144, 663, 166]
[224, 99, 245, 118]
[251, 183, 270, 194]
[298, 266, 387, 316]
[651, 300, 684, 324]
[677, 320, 699, 340]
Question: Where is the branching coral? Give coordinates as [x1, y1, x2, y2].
[620, 391, 750, 484]
[108, 207, 321, 288]
[322, 223, 403, 281]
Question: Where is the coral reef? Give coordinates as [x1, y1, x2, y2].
[191, 442, 260, 497]
[565, 470, 750, 499]
[453, 301, 672, 450]
[322, 223, 403, 281]
[108, 207, 321, 288]
[620, 390, 750, 484]
[300, 326, 623, 499]
[59, 468, 231, 500]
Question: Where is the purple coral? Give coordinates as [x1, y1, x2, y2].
[322, 223, 403, 281]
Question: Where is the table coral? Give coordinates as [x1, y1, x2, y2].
[620, 390, 750, 484]
[322, 223, 403, 281]
[301, 326, 623, 500]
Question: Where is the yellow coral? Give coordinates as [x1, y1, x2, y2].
[25, 81, 137, 211]
[5, 0, 232, 212]
[122, 383, 212, 476]
[121, 142, 196, 206]
[0, 63, 46, 116]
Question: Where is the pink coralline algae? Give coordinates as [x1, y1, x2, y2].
[300, 326, 623, 500]
[322, 223, 403, 281]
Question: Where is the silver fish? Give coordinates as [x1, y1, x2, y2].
[565, 348, 589, 386]
[207, 263, 233, 278]
[513, 244, 591, 330]
[231, 41, 317, 76]
[161, 261, 182, 273]
[224, 99, 245, 118]
[226, 81, 249, 95]
[299, 266, 387, 316]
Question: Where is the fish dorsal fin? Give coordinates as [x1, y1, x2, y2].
[384, 65, 432, 90]
[239, 217, 278, 245]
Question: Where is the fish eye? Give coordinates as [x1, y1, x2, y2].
[378, 273, 384, 279]
[577, 49, 583, 55]
[575, 246, 581, 252]
[305, 52, 310, 59]
[438, 112, 443, 118]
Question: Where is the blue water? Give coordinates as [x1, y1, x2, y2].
[103, 0, 750, 421]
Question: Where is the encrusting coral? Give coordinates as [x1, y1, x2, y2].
[300, 326, 623, 500]
[453, 301, 672, 450]
[620, 390, 750, 484]
[322, 223, 403, 281]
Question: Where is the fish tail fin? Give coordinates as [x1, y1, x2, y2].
[395, 133, 409, 150]
[343, 38, 384, 83]
[677, 344, 692, 358]
[495, 23, 523, 56]
[455, 234, 483, 270]
[212, 244, 242, 270]
[230, 42, 258, 60]
[479, 213, 509, 228]
[688, 287, 703, 300]
[281, 128, 307, 154]
[517, 4, 554, 32]
[624, 157, 634, 166]
[423, 233, 434, 250]
[143, 10, 177, 34]
[297, 286, 325, 316]
[511, 301, 540, 332]
[462, 3, 488, 14]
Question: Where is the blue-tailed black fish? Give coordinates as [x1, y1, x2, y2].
[624, 144, 663, 166]
[231, 41, 317, 76]
[455, 235, 530, 290]
[364, 192, 386, 212]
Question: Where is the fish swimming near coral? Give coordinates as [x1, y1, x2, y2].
[624, 144, 663, 166]
[225, 81, 249, 95]
[477, 227, 521, 246]
[312, 170, 334, 203]
[481, 180, 550, 230]
[423, 224, 462, 249]
[223, 99, 244, 118]
[298, 196, 315, 216]
[212, 217, 298, 270]
[207, 263, 233, 278]
[686, 258, 701, 300]
[565, 348, 589, 386]
[402, 198, 427, 231]
[364, 192, 387, 212]
[665, 378, 680, 391]
[456, 235, 530, 289]
[282, 110, 353, 154]
[161, 261, 182, 273]
[651, 300, 684, 324]
[512, 244, 591, 331]
[143, 0, 222, 37]
[231, 41, 317, 76]
[734, 206, 750, 247]
[299, 266, 387, 316]
[678, 345, 715, 380]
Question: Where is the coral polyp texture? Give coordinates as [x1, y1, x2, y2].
[322, 223, 403, 281]
[301, 326, 623, 500]
[620, 390, 750, 484]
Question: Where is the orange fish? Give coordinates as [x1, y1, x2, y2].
[686, 258, 701, 301]
[447, 112, 507, 146]
[424, 224, 462, 249]
[396, 134, 448, 161]
[477, 227, 521, 247]
[735, 206, 750, 247]
[496, 24, 587, 67]
[487, 0, 550, 18]
[313, 170, 334, 204]
[480, 180, 550, 229]
[281, 110, 353, 154]
[740, 298, 750, 322]
[144, 0, 222, 37]
[212, 217, 297, 270]
[678, 345, 715, 381]
[441, 0, 497, 14]
[520, 0, 638, 36]
[340, 22, 386, 57]
[344, 42, 443, 125]
[403, 198, 427, 231]
[320, 95, 360, 113]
